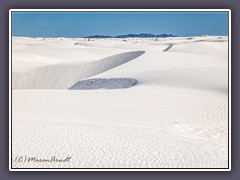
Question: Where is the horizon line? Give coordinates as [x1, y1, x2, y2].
[12, 34, 228, 39]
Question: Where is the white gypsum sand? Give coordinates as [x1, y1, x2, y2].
[12, 36, 229, 168]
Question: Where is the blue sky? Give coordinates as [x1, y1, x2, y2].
[12, 11, 229, 37]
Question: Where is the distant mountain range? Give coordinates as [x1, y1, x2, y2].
[85, 33, 177, 38]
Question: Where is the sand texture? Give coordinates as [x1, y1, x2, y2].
[12, 36, 229, 168]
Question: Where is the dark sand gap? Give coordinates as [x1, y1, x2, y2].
[69, 78, 138, 90]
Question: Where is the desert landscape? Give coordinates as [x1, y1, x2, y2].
[12, 36, 229, 168]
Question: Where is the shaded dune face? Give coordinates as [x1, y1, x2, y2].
[12, 51, 145, 89]
[69, 78, 138, 90]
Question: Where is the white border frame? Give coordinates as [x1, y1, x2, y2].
[9, 9, 231, 171]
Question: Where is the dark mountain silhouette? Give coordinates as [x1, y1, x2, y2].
[85, 33, 176, 38]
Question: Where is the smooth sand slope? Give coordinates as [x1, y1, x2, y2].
[12, 51, 144, 89]
[12, 36, 229, 168]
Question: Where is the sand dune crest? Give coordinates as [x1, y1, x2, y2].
[12, 51, 145, 89]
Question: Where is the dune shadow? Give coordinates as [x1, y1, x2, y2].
[69, 78, 138, 90]
[163, 44, 173, 52]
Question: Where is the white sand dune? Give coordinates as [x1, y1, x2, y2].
[12, 51, 145, 89]
[12, 36, 229, 169]
[167, 41, 228, 56]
